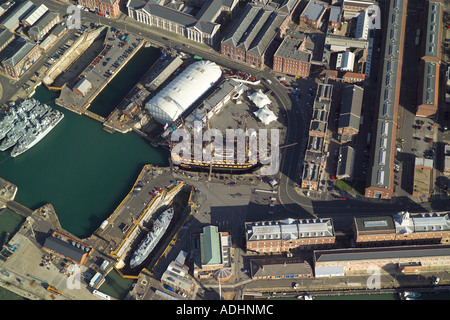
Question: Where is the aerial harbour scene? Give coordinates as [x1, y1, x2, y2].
[0, 0, 449, 312]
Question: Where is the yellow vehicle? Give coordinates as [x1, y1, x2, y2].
[46, 285, 62, 296]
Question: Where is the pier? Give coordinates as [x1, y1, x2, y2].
[82, 109, 106, 123]
[5, 201, 33, 218]
[0, 178, 32, 217]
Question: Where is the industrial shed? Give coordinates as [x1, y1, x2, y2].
[146, 60, 222, 125]
[73, 78, 92, 97]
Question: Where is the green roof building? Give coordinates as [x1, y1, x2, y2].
[200, 226, 222, 266]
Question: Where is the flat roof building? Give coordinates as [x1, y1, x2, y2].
[273, 32, 312, 78]
[299, 0, 327, 29]
[301, 83, 333, 190]
[161, 261, 195, 294]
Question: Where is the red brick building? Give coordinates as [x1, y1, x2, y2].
[0, 37, 41, 79]
[299, 0, 327, 29]
[416, 0, 442, 118]
[221, 4, 288, 69]
[78, 0, 120, 17]
[353, 212, 450, 247]
[273, 32, 312, 78]
[246, 218, 336, 253]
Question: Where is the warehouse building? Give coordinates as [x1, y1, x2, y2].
[20, 3, 48, 27]
[73, 78, 92, 97]
[0, 0, 34, 31]
[416, 0, 442, 118]
[365, 0, 407, 199]
[250, 258, 313, 279]
[337, 84, 363, 138]
[314, 244, 450, 277]
[28, 11, 60, 41]
[146, 60, 222, 125]
[220, 3, 288, 69]
[43, 231, 93, 265]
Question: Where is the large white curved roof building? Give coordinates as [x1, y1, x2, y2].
[146, 60, 222, 125]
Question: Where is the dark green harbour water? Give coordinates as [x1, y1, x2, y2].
[0, 46, 167, 299]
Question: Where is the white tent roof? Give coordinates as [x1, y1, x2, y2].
[146, 60, 222, 125]
[253, 107, 277, 125]
[248, 90, 271, 108]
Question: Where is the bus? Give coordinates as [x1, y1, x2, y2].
[92, 290, 111, 300]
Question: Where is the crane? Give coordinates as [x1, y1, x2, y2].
[279, 142, 298, 149]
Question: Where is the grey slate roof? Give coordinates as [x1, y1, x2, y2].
[250, 258, 313, 278]
[277, 0, 299, 14]
[301, 0, 326, 21]
[222, 4, 286, 57]
[0, 36, 36, 67]
[274, 35, 312, 62]
[0, 0, 34, 30]
[369, 119, 393, 189]
[421, 60, 437, 106]
[141, 3, 197, 27]
[315, 245, 450, 263]
[424, 0, 441, 59]
[367, 0, 406, 192]
[338, 84, 363, 130]
[336, 145, 354, 178]
[29, 11, 59, 37]
[43, 236, 88, 263]
[0, 26, 14, 48]
[329, 5, 341, 23]
[129, 0, 235, 36]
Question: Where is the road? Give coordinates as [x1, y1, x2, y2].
[4, 0, 450, 231]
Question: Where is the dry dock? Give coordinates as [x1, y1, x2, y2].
[0, 166, 194, 300]
[54, 28, 145, 122]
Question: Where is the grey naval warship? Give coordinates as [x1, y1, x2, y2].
[130, 208, 174, 269]
[0, 99, 64, 156]
[0, 108, 17, 140]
